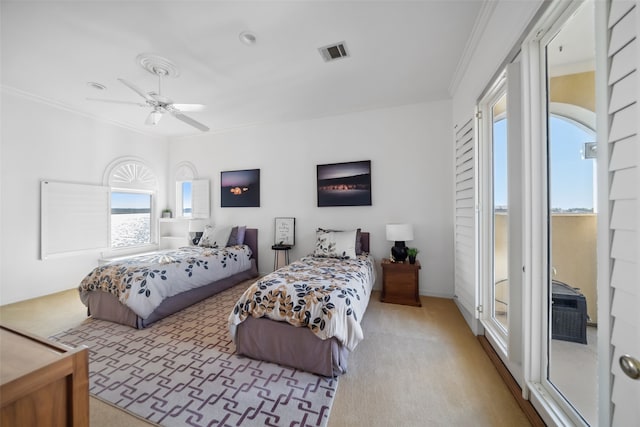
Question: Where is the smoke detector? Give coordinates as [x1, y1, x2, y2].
[318, 41, 350, 62]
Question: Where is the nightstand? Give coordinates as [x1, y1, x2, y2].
[271, 244, 292, 270]
[380, 258, 421, 307]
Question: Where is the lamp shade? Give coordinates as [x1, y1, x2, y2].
[386, 224, 414, 242]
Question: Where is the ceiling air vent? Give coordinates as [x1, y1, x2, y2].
[318, 41, 350, 62]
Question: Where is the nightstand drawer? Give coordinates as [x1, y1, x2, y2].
[392, 277, 416, 296]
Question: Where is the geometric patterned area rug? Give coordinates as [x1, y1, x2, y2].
[50, 283, 338, 427]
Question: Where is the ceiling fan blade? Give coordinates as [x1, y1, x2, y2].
[168, 109, 209, 132]
[86, 97, 146, 107]
[172, 103, 206, 112]
[118, 78, 156, 103]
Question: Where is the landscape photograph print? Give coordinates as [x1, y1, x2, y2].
[317, 160, 371, 207]
[220, 169, 260, 207]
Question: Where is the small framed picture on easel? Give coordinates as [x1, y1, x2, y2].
[274, 217, 295, 246]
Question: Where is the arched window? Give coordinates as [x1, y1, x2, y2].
[104, 157, 158, 249]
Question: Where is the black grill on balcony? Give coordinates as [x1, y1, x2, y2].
[551, 280, 588, 345]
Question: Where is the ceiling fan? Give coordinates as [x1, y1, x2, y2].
[87, 54, 209, 132]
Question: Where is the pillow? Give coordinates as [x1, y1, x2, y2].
[198, 225, 232, 248]
[313, 228, 357, 259]
[226, 225, 247, 246]
[227, 226, 238, 246]
[315, 227, 363, 254]
[236, 225, 247, 245]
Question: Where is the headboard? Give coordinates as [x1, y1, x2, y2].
[360, 231, 370, 253]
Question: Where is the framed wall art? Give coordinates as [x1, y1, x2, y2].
[316, 160, 372, 207]
[274, 217, 295, 246]
[220, 169, 260, 207]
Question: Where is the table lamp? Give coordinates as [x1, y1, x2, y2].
[386, 223, 414, 262]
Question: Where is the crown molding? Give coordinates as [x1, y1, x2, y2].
[448, 0, 498, 96]
[1, 84, 165, 139]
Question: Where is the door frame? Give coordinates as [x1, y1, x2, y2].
[519, 0, 612, 424]
[478, 62, 526, 388]
[478, 71, 509, 353]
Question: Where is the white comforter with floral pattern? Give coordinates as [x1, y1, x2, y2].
[229, 254, 376, 351]
[79, 245, 253, 319]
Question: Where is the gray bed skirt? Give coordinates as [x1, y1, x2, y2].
[236, 315, 349, 377]
[233, 231, 370, 377]
[86, 260, 258, 328]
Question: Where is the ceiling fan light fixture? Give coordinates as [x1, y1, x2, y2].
[146, 109, 163, 126]
[88, 55, 209, 132]
[239, 31, 257, 46]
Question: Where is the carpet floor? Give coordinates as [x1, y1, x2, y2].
[1, 286, 532, 426]
[50, 283, 337, 427]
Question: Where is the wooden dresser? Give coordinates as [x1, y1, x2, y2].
[0, 324, 89, 426]
[380, 258, 422, 307]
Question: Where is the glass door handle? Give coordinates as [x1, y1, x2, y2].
[619, 354, 640, 380]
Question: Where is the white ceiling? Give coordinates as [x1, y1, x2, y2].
[1, 0, 485, 137]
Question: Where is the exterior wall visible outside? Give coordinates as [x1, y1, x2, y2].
[550, 71, 595, 112]
[495, 214, 597, 323]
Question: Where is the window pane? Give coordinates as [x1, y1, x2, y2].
[182, 181, 192, 217]
[111, 192, 151, 248]
[549, 116, 594, 213]
[492, 94, 508, 333]
[547, 115, 597, 423]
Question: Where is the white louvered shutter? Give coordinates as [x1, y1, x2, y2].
[454, 118, 478, 317]
[191, 179, 210, 219]
[606, 1, 639, 425]
[40, 181, 109, 259]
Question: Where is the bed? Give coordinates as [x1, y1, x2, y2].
[229, 229, 375, 377]
[79, 227, 259, 329]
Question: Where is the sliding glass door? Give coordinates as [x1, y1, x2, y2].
[476, 0, 635, 423]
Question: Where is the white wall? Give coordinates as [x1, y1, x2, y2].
[169, 101, 454, 298]
[0, 90, 169, 304]
[1, 94, 454, 303]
